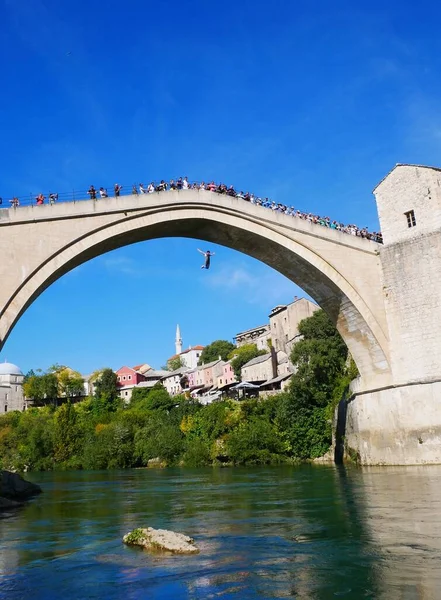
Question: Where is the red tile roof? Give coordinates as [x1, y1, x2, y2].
[180, 345, 205, 354]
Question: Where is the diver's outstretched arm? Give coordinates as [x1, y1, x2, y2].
[197, 248, 205, 255]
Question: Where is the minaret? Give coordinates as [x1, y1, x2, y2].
[175, 324, 183, 355]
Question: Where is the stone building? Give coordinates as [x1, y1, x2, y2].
[234, 324, 271, 351]
[0, 362, 25, 413]
[241, 352, 275, 384]
[162, 367, 188, 396]
[235, 297, 319, 358]
[240, 350, 292, 386]
[269, 297, 319, 355]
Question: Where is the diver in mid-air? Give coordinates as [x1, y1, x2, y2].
[197, 248, 215, 270]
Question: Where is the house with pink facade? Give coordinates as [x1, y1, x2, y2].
[116, 365, 147, 402]
[186, 369, 197, 389]
[202, 359, 225, 388]
[190, 359, 225, 397]
[216, 360, 237, 390]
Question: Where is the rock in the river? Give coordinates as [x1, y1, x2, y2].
[1, 470, 42, 500]
[123, 527, 199, 554]
[0, 496, 23, 510]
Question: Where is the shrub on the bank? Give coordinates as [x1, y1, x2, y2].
[181, 438, 212, 467]
[226, 417, 286, 465]
[135, 422, 185, 466]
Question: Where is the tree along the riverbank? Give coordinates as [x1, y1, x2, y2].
[0, 311, 356, 471]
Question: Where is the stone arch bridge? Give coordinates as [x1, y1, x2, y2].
[4, 165, 441, 466]
[0, 188, 390, 391]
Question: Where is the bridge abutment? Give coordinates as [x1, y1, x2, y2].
[345, 382, 441, 465]
[343, 164, 441, 464]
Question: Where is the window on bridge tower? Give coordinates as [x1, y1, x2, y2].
[405, 209, 416, 228]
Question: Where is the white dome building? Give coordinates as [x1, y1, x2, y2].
[0, 361, 25, 413]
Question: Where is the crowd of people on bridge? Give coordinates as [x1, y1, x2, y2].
[2, 177, 383, 243]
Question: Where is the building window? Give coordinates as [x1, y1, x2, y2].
[123, 376, 126, 381]
[117, 376, 121, 381]
[4, 405, 7, 412]
[125, 391, 128, 396]
[128, 375, 132, 380]
[196, 353, 200, 358]
[405, 210, 416, 228]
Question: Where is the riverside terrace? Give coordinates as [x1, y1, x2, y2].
[1, 178, 383, 243]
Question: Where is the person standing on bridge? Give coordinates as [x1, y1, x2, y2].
[35, 193, 45, 205]
[88, 185, 96, 199]
[99, 187, 108, 198]
[49, 193, 58, 204]
[197, 249, 215, 270]
[114, 183, 123, 197]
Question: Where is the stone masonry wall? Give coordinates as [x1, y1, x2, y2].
[379, 230, 441, 384]
[375, 165, 441, 385]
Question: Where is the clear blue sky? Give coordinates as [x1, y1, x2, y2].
[1, 0, 440, 374]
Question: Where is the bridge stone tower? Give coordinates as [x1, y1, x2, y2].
[345, 164, 441, 464]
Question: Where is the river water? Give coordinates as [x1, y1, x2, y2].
[1, 464, 441, 599]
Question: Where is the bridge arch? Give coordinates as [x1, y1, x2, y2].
[0, 190, 391, 389]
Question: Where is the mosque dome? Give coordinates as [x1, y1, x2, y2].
[0, 362, 23, 376]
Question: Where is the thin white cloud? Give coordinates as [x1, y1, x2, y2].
[203, 263, 303, 308]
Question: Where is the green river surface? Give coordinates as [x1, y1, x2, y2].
[1, 464, 440, 599]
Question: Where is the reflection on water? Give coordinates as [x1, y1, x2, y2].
[1, 465, 441, 599]
[352, 466, 441, 600]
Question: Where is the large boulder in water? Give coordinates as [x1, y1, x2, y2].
[123, 527, 199, 554]
[1, 470, 42, 500]
[0, 496, 23, 510]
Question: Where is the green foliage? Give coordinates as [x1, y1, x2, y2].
[165, 356, 185, 371]
[0, 408, 55, 471]
[23, 369, 36, 383]
[124, 528, 146, 545]
[228, 344, 268, 380]
[276, 309, 351, 459]
[23, 373, 58, 406]
[198, 340, 235, 366]
[90, 368, 120, 415]
[181, 438, 211, 467]
[57, 369, 84, 399]
[94, 369, 119, 401]
[182, 401, 232, 443]
[135, 415, 185, 466]
[0, 317, 357, 471]
[226, 417, 286, 465]
[130, 385, 174, 412]
[90, 392, 121, 416]
[23, 365, 84, 406]
[53, 401, 81, 464]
